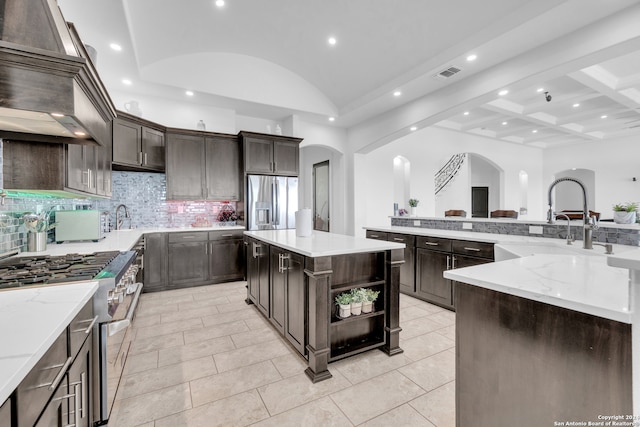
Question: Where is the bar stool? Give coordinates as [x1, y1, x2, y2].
[444, 210, 467, 217]
[490, 210, 519, 219]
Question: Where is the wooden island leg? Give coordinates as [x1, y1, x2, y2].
[304, 256, 333, 382]
[383, 248, 404, 356]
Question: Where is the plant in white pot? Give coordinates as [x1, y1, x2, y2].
[361, 288, 380, 313]
[350, 288, 365, 316]
[408, 198, 419, 217]
[613, 202, 638, 224]
[335, 292, 352, 318]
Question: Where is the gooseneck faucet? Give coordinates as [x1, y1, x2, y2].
[553, 213, 574, 245]
[547, 177, 594, 249]
[115, 204, 131, 230]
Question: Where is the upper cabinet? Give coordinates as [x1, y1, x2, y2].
[166, 130, 241, 201]
[240, 132, 302, 176]
[112, 112, 166, 172]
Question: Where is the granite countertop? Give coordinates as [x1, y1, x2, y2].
[245, 230, 405, 257]
[0, 281, 99, 404]
[19, 225, 245, 257]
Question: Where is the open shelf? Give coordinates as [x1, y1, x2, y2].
[331, 309, 385, 324]
[330, 335, 386, 361]
[331, 279, 385, 293]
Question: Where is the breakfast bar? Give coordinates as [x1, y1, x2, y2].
[244, 230, 405, 382]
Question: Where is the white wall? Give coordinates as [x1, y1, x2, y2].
[543, 135, 640, 219]
[357, 126, 545, 232]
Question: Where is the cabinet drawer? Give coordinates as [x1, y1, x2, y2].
[365, 230, 388, 241]
[17, 330, 69, 427]
[168, 231, 208, 243]
[452, 240, 494, 260]
[209, 230, 244, 240]
[416, 236, 451, 252]
[69, 298, 95, 358]
[388, 233, 415, 246]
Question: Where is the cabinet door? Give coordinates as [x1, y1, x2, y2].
[96, 125, 112, 197]
[257, 242, 271, 316]
[67, 145, 97, 194]
[388, 233, 415, 294]
[112, 118, 141, 167]
[0, 397, 11, 427]
[285, 252, 305, 354]
[144, 233, 168, 292]
[273, 140, 299, 175]
[141, 127, 165, 171]
[166, 133, 205, 200]
[168, 241, 208, 286]
[34, 375, 68, 427]
[246, 239, 260, 304]
[416, 248, 453, 308]
[244, 137, 273, 174]
[451, 255, 491, 308]
[209, 238, 244, 282]
[205, 137, 240, 200]
[270, 248, 286, 334]
[67, 334, 92, 427]
[365, 230, 388, 241]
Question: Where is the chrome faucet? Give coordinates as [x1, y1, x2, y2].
[547, 177, 595, 249]
[115, 204, 131, 230]
[553, 213, 574, 245]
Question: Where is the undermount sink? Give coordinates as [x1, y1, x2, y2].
[494, 241, 621, 261]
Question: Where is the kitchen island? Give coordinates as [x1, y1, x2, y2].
[444, 251, 637, 426]
[244, 229, 405, 382]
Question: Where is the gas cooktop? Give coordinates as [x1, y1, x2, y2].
[0, 251, 122, 290]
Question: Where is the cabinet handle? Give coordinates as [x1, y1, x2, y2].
[144, 152, 148, 165]
[463, 247, 481, 252]
[446, 255, 451, 270]
[279, 253, 289, 273]
[221, 234, 233, 237]
[253, 243, 261, 258]
[452, 255, 457, 269]
[393, 237, 404, 242]
[71, 315, 98, 334]
[36, 356, 73, 391]
[369, 234, 379, 238]
[273, 161, 277, 171]
[138, 152, 143, 164]
[205, 243, 208, 255]
[424, 242, 439, 246]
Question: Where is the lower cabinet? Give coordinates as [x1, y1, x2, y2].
[365, 230, 416, 293]
[245, 237, 271, 317]
[270, 247, 305, 354]
[0, 398, 10, 427]
[144, 230, 244, 292]
[416, 245, 453, 308]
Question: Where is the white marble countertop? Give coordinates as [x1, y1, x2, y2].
[245, 230, 405, 257]
[0, 281, 99, 404]
[18, 225, 245, 257]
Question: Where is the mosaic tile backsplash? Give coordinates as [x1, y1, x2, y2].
[0, 171, 238, 254]
[390, 217, 640, 246]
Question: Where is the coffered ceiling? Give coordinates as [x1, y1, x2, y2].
[58, 0, 640, 148]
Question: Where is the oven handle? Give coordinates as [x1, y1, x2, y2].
[106, 282, 143, 337]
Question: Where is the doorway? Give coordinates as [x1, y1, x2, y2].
[472, 187, 489, 218]
[313, 160, 330, 232]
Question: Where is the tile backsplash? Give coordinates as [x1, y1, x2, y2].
[0, 171, 238, 254]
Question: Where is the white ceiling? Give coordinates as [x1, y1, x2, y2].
[58, 0, 640, 148]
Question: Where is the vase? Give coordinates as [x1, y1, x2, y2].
[410, 206, 417, 217]
[362, 301, 373, 313]
[338, 304, 351, 318]
[351, 301, 362, 316]
[614, 211, 636, 224]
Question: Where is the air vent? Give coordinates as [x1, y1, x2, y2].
[433, 66, 462, 80]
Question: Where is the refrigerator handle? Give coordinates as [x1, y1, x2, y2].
[274, 180, 280, 226]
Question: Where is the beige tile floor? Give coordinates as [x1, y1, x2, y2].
[109, 281, 456, 427]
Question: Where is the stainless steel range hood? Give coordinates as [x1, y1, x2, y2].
[0, 0, 116, 146]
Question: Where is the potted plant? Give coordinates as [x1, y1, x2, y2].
[408, 198, 419, 217]
[613, 202, 638, 224]
[361, 288, 380, 313]
[335, 292, 352, 318]
[350, 288, 365, 316]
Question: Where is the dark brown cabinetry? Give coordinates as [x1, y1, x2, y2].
[366, 231, 415, 293]
[208, 230, 244, 282]
[240, 132, 302, 176]
[0, 397, 11, 427]
[143, 232, 168, 293]
[166, 131, 241, 200]
[112, 115, 165, 172]
[67, 144, 98, 195]
[167, 232, 209, 287]
[245, 237, 271, 317]
[270, 248, 305, 354]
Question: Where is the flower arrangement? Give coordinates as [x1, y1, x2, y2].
[408, 198, 419, 207]
[398, 208, 408, 216]
[217, 203, 238, 223]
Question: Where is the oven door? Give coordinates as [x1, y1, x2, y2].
[97, 282, 143, 424]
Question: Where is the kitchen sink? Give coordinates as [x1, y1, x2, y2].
[494, 241, 634, 261]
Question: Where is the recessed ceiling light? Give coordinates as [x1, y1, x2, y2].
[537, 88, 544, 93]
[502, 121, 508, 125]
[110, 43, 122, 51]
[186, 90, 194, 96]
[532, 130, 538, 133]
[74, 131, 86, 136]
[393, 91, 402, 97]
[122, 79, 132, 85]
[601, 115, 608, 119]
[466, 54, 477, 62]
[463, 111, 469, 116]
[498, 90, 509, 96]
[410, 126, 417, 131]
[573, 103, 580, 108]
[328, 37, 337, 45]
[328, 117, 335, 122]
[215, 0, 225, 7]
[50, 113, 65, 118]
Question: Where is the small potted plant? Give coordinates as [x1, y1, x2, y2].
[408, 198, 419, 217]
[350, 288, 365, 316]
[613, 202, 638, 224]
[361, 288, 380, 313]
[335, 292, 352, 318]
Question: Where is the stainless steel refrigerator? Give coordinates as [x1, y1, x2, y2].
[247, 175, 298, 230]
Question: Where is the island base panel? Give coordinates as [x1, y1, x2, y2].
[456, 283, 632, 427]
